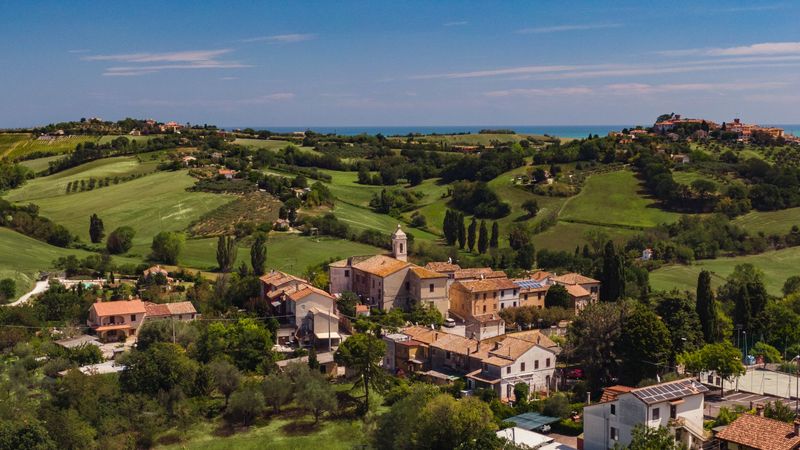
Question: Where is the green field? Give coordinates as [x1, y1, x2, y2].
[4, 156, 161, 202]
[0, 227, 139, 299]
[560, 170, 680, 229]
[532, 221, 640, 253]
[0, 133, 32, 158]
[733, 207, 800, 236]
[650, 246, 800, 295]
[5, 135, 99, 160]
[180, 233, 384, 274]
[16, 155, 65, 173]
[672, 170, 721, 188]
[97, 134, 158, 145]
[330, 202, 439, 241]
[234, 138, 319, 154]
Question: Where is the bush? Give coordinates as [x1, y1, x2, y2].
[106, 226, 135, 254]
[542, 393, 571, 418]
[551, 418, 583, 436]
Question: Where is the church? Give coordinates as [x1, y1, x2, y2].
[328, 225, 449, 317]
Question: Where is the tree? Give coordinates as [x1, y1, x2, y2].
[749, 342, 781, 363]
[490, 222, 499, 248]
[215, 235, 237, 273]
[209, 359, 241, 408]
[477, 220, 489, 254]
[0, 278, 15, 301]
[515, 243, 535, 270]
[416, 395, 498, 450]
[297, 373, 337, 423]
[507, 224, 530, 250]
[513, 382, 530, 405]
[522, 199, 539, 217]
[696, 270, 718, 343]
[250, 233, 267, 277]
[334, 332, 386, 412]
[88, 214, 104, 244]
[628, 424, 682, 450]
[720, 264, 768, 333]
[150, 231, 184, 265]
[568, 302, 626, 393]
[784, 275, 800, 296]
[599, 241, 625, 302]
[226, 382, 265, 426]
[443, 210, 458, 246]
[120, 342, 198, 396]
[262, 372, 293, 413]
[467, 217, 477, 252]
[457, 212, 466, 249]
[764, 400, 796, 422]
[655, 292, 704, 360]
[618, 305, 672, 385]
[106, 226, 135, 254]
[679, 342, 745, 398]
[545, 284, 571, 309]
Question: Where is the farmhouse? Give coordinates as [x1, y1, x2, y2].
[329, 226, 449, 316]
[87, 300, 147, 342]
[143, 301, 198, 321]
[218, 168, 237, 179]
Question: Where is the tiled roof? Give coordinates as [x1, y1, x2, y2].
[352, 255, 410, 277]
[401, 326, 441, 345]
[528, 270, 554, 282]
[91, 300, 146, 317]
[552, 272, 600, 285]
[565, 284, 591, 298]
[599, 385, 635, 403]
[455, 278, 516, 293]
[165, 301, 197, 315]
[410, 266, 447, 279]
[143, 265, 169, 277]
[432, 333, 485, 355]
[508, 330, 557, 349]
[716, 414, 800, 450]
[424, 262, 461, 273]
[287, 285, 335, 302]
[454, 268, 507, 280]
[143, 302, 171, 317]
[259, 270, 304, 287]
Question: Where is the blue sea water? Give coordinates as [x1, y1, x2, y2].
[224, 125, 631, 139]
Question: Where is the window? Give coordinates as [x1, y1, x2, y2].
[610, 404, 616, 415]
[429, 283, 434, 293]
[405, 281, 410, 290]
[670, 404, 677, 419]
[474, 294, 479, 300]
[483, 305, 487, 313]
[446, 351, 452, 359]
[130, 314, 136, 321]
[344, 270, 350, 277]
[652, 407, 660, 421]
[524, 294, 528, 300]
[534, 360, 539, 369]
[372, 280, 375, 288]
[501, 290, 505, 298]
[513, 302, 517, 307]
[610, 427, 618, 441]
[521, 362, 526, 371]
[546, 358, 551, 367]
[707, 374, 714, 383]
[501, 304, 504, 309]
[506, 367, 511, 374]
[399, 243, 404, 253]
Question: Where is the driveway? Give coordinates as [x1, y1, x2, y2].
[8, 280, 49, 306]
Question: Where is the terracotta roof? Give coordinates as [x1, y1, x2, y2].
[329, 259, 349, 268]
[165, 302, 197, 315]
[143, 265, 168, 277]
[259, 271, 304, 287]
[355, 304, 369, 313]
[424, 262, 461, 273]
[352, 255, 410, 277]
[528, 270, 554, 282]
[410, 266, 447, 279]
[599, 385, 635, 403]
[552, 272, 600, 285]
[91, 300, 146, 317]
[508, 330, 557, 349]
[431, 333, 486, 355]
[454, 268, 507, 280]
[287, 285, 335, 302]
[565, 284, 591, 298]
[716, 414, 800, 450]
[143, 302, 171, 317]
[401, 326, 440, 345]
[455, 278, 517, 293]
[470, 313, 504, 324]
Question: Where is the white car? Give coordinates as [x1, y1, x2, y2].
[444, 318, 456, 328]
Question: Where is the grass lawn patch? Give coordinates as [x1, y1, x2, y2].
[733, 207, 800, 236]
[672, 170, 721, 188]
[560, 169, 680, 229]
[6, 135, 100, 160]
[649, 246, 800, 295]
[234, 138, 319, 155]
[16, 155, 65, 174]
[97, 135, 159, 145]
[532, 221, 639, 253]
[331, 202, 438, 241]
[0, 133, 32, 158]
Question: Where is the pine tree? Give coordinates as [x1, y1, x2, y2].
[467, 217, 477, 252]
[478, 220, 489, 254]
[443, 210, 457, 246]
[490, 222, 499, 248]
[89, 214, 105, 244]
[599, 241, 625, 301]
[457, 213, 466, 249]
[216, 235, 238, 273]
[250, 233, 267, 275]
[696, 270, 716, 343]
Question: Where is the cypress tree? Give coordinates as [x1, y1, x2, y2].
[478, 220, 489, 254]
[457, 213, 466, 249]
[490, 222, 499, 248]
[599, 241, 625, 301]
[733, 283, 752, 331]
[467, 217, 477, 252]
[216, 235, 238, 273]
[696, 270, 716, 343]
[89, 214, 105, 244]
[250, 233, 268, 275]
[443, 210, 457, 246]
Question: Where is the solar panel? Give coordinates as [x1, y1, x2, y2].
[632, 380, 709, 404]
[506, 412, 561, 431]
[514, 280, 544, 289]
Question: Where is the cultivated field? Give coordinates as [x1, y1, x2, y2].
[234, 138, 318, 154]
[733, 207, 800, 236]
[16, 154, 65, 173]
[649, 246, 800, 295]
[97, 134, 158, 145]
[4, 135, 99, 160]
[0, 133, 32, 158]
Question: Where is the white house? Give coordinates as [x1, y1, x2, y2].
[583, 379, 709, 450]
[466, 334, 558, 401]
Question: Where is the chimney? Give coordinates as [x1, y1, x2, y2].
[494, 341, 501, 350]
[794, 419, 800, 436]
[755, 404, 764, 417]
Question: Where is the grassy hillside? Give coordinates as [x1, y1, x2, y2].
[532, 221, 639, 253]
[733, 207, 800, 236]
[560, 169, 680, 229]
[5, 135, 99, 160]
[97, 135, 158, 145]
[234, 138, 318, 154]
[0, 133, 31, 158]
[649, 246, 800, 295]
[17, 155, 65, 173]
[5, 156, 160, 202]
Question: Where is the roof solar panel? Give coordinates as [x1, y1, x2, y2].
[513, 280, 544, 289]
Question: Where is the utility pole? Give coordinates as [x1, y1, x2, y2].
[328, 303, 332, 352]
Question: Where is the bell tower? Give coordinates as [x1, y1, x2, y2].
[391, 225, 407, 261]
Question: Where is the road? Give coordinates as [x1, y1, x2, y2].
[8, 280, 49, 306]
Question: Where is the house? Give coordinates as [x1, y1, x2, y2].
[143, 301, 198, 321]
[514, 279, 550, 309]
[465, 313, 505, 341]
[449, 277, 518, 321]
[87, 300, 147, 342]
[329, 226, 449, 316]
[715, 410, 800, 450]
[383, 332, 430, 375]
[276, 351, 339, 376]
[129, 129, 141, 136]
[218, 168, 237, 179]
[551, 272, 600, 311]
[181, 155, 197, 165]
[259, 270, 341, 348]
[582, 378, 709, 450]
[642, 248, 653, 261]
[466, 333, 558, 401]
[272, 218, 291, 231]
[671, 153, 691, 164]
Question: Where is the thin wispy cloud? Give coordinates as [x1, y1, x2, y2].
[444, 21, 468, 27]
[484, 81, 787, 97]
[516, 23, 620, 34]
[660, 41, 800, 57]
[81, 49, 250, 76]
[717, 3, 785, 12]
[240, 33, 316, 43]
[67, 49, 91, 54]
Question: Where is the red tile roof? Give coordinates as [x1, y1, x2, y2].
[552, 272, 600, 285]
[143, 302, 171, 317]
[91, 300, 146, 317]
[716, 414, 800, 450]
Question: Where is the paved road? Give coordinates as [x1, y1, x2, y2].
[705, 391, 799, 417]
[8, 280, 49, 306]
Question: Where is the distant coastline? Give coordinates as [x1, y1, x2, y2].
[220, 125, 632, 139]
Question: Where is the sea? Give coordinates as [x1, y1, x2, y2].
[224, 124, 800, 140]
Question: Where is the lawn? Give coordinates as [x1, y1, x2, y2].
[180, 233, 384, 275]
[5, 135, 100, 160]
[10, 170, 233, 256]
[559, 169, 680, 229]
[672, 170, 721, 188]
[97, 134, 159, 145]
[16, 155, 65, 173]
[5, 156, 161, 202]
[0, 133, 31, 158]
[234, 138, 319, 154]
[733, 207, 800, 236]
[331, 202, 439, 241]
[0, 227, 138, 299]
[532, 221, 640, 253]
[649, 246, 800, 295]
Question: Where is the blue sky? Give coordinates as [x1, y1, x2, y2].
[1, 0, 799, 127]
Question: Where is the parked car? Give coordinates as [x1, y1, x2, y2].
[444, 318, 456, 328]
